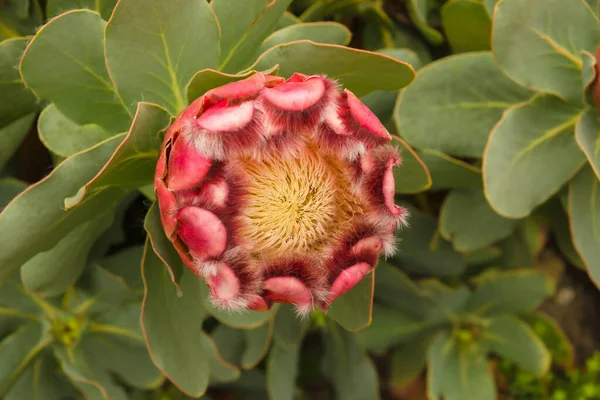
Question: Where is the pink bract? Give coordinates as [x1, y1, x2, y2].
[154, 71, 408, 316]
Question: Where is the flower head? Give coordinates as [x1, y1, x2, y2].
[154, 72, 408, 315]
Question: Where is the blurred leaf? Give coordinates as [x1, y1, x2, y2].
[464, 246, 502, 266]
[416, 149, 481, 190]
[47, 0, 118, 20]
[0, 38, 37, 127]
[407, 0, 444, 44]
[575, 108, 600, 179]
[362, 22, 432, 64]
[38, 104, 113, 158]
[466, 269, 554, 315]
[141, 241, 210, 397]
[0, 322, 48, 396]
[213, 0, 293, 73]
[389, 331, 436, 389]
[105, 0, 219, 115]
[420, 280, 470, 325]
[201, 333, 240, 383]
[378, 48, 423, 71]
[392, 135, 432, 194]
[357, 305, 427, 352]
[275, 11, 300, 30]
[483, 0, 498, 15]
[266, 342, 300, 400]
[392, 205, 466, 278]
[6, 356, 76, 400]
[427, 333, 496, 400]
[547, 200, 585, 269]
[0, 113, 35, 170]
[395, 52, 532, 157]
[273, 304, 309, 347]
[441, 0, 491, 53]
[242, 321, 273, 369]
[522, 312, 574, 368]
[569, 165, 600, 287]
[211, 324, 246, 366]
[20, 210, 114, 297]
[84, 267, 139, 315]
[0, 179, 27, 210]
[81, 334, 164, 390]
[440, 188, 518, 252]
[55, 345, 128, 400]
[0, 134, 125, 282]
[493, 0, 600, 102]
[327, 271, 374, 332]
[484, 315, 550, 376]
[373, 263, 432, 317]
[483, 94, 585, 218]
[20, 10, 131, 133]
[322, 320, 379, 400]
[250, 41, 415, 96]
[66, 102, 170, 209]
[259, 22, 350, 55]
[0, 0, 42, 40]
[100, 246, 145, 291]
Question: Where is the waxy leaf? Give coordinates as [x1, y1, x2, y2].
[392, 135, 432, 194]
[250, 41, 415, 97]
[100, 246, 145, 291]
[407, 0, 444, 44]
[275, 11, 300, 30]
[483, 95, 585, 218]
[201, 334, 240, 383]
[0, 135, 125, 282]
[144, 203, 184, 285]
[0, 114, 35, 170]
[327, 271, 374, 331]
[569, 166, 600, 287]
[273, 304, 309, 347]
[259, 22, 351, 54]
[357, 305, 427, 352]
[0, 38, 37, 127]
[484, 315, 550, 376]
[141, 241, 210, 397]
[440, 188, 518, 252]
[212, 0, 293, 72]
[6, 356, 76, 400]
[20, 10, 131, 133]
[187, 69, 255, 104]
[389, 332, 435, 389]
[38, 104, 113, 158]
[266, 342, 300, 400]
[575, 108, 600, 179]
[242, 322, 273, 369]
[493, 0, 600, 102]
[441, 0, 491, 53]
[483, 0, 498, 15]
[47, 0, 117, 20]
[373, 263, 432, 317]
[0, 179, 27, 210]
[395, 52, 532, 157]
[105, 0, 220, 115]
[417, 149, 481, 190]
[0, 0, 43, 41]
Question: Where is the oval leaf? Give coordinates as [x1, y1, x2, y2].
[416, 149, 482, 191]
[0, 38, 37, 127]
[327, 271, 374, 332]
[259, 22, 351, 54]
[441, 0, 491, 53]
[47, 0, 117, 20]
[575, 108, 600, 179]
[392, 135, 432, 194]
[266, 342, 300, 400]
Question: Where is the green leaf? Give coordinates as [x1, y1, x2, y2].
[201, 333, 240, 383]
[407, 0, 444, 44]
[441, 0, 491, 53]
[212, 0, 293, 73]
[389, 331, 436, 389]
[242, 321, 273, 369]
[0, 322, 47, 396]
[6, 356, 77, 400]
[357, 305, 427, 352]
[440, 188, 519, 252]
[0, 113, 35, 170]
[523, 312, 574, 367]
[20, 211, 113, 296]
[420, 280, 470, 325]
[275, 11, 300, 30]
[81, 334, 164, 390]
[141, 241, 210, 397]
[483, 94, 586, 218]
[100, 246, 145, 291]
[273, 304, 309, 347]
[54, 345, 128, 400]
[373, 263, 432, 317]
[484, 315, 550, 376]
[266, 342, 300, 400]
[378, 48, 423, 71]
[493, 0, 600, 102]
[427, 333, 496, 400]
[250, 41, 415, 97]
[327, 271, 374, 332]
[47, 0, 118, 20]
[322, 320, 379, 400]
[0, 179, 27, 211]
[259, 22, 351, 54]
[466, 269, 554, 315]
[581, 50, 596, 93]
[416, 149, 481, 191]
[203, 284, 276, 329]
[568, 165, 600, 286]
[85, 267, 139, 315]
[210, 324, 246, 366]
[0, 38, 37, 127]
[20, 10, 131, 133]
[547, 199, 585, 269]
[66, 103, 170, 209]
[392, 135, 432, 194]
[187, 69, 256, 103]
[392, 205, 466, 278]
[0, 134, 125, 282]
[576, 108, 600, 179]
[38, 104, 113, 158]
[0, 0, 43, 40]
[483, 0, 498, 16]
[395, 52, 532, 157]
[105, 0, 220, 115]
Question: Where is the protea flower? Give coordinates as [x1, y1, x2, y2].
[154, 72, 407, 315]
